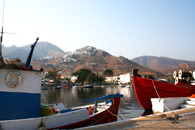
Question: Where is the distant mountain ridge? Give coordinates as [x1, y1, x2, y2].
[2, 45, 31, 62]
[2, 42, 65, 62]
[132, 56, 195, 74]
[3, 42, 195, 77]
[3, 43, 159, 76]
[48, 46, 161, 76]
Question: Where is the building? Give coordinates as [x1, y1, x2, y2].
[105, 76, 119, 83]
[119, 73, 133, 84]
[193, 71, 195, 79]
[105, 73, 133, 84]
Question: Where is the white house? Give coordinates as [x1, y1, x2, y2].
[119, 73, 133, 84]
[105, 76, 119, 83]
[193, 71, 195, 79]
[105, 73, 133, 84]
[70, 76, 77, 83]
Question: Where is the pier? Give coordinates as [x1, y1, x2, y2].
[78, 107, 195, 130]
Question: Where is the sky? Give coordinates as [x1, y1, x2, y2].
[0, 0, 195, 61]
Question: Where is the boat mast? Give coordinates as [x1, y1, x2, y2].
[25, 37, 39, 68]
[0, 0, 5, 67]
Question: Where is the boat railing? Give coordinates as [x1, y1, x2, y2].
[82, 93, 123, 102]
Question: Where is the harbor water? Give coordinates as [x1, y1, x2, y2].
[41, 85, 144, 120]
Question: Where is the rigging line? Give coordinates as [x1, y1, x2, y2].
[2, 0, 5, 26]
[1, 0, 5, 43]
[151, 80, 160, 101]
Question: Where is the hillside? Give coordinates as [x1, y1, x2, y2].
[2, 43, 174, 77]
[38, 46, 162, 77]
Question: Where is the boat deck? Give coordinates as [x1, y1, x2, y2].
[77, 107, 195, 130]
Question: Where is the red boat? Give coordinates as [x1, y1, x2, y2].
[132, 69, 195, 110]
[48, 93, 123, 130]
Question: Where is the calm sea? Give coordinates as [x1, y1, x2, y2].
[41, 85, 144, 120]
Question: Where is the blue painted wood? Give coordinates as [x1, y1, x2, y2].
[0, 91, 40, 120]
[82, 93, 123, 102]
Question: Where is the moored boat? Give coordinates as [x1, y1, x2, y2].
[0, 26, 123, 130]
[50, 93, 123, 130]
[0, 41, 123, 130]
[132, 69, 195, 110]
[83, 84, 94, 88]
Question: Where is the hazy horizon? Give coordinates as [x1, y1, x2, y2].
[1, 0, 194, 61]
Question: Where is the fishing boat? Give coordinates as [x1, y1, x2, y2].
[0, 40, 123, 130]
[0, 23, 123, 130]
[132, 69, 195, 110]
[83, 84, 94, 88]
[51, 93, 123, 129]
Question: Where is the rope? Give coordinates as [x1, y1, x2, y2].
[106, 108, 118, 117]
[106, 108, 141, 119]
[87, 103, 117, 125]
[39, 115, 49, 130]
[110, 105, 123, 120]
[151, 80, 178, 122]
[89, 113, 108, 125]
[152, 80, 161, 101]
[0, 122, 3, 130]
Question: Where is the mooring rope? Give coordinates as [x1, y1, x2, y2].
[106, 108, 141, 119]
[39, 115, 49, 130]
[151, 80, 178, 122]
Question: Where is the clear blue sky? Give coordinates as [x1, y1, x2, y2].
[1, 0, 195, 61]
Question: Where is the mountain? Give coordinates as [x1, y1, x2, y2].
[41, 46, 162, 76]
[21, 42, 65, 59]
[2, 42, 65, 62]
[2, 45, 5, 49]
[3, 42, 195, 77]
[132, 56, 195, 75]
[2, 45, 31, 62]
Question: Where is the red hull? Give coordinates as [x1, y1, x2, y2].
[133, 76, 195, 110]
[49, 97, 121, 129]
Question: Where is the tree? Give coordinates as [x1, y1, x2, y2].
[95, 75, 105, 83]
[72, 69, 92, 84]
[103, 69, 113, 77]
[145, 74, 155, 80]
[86, 73, 96, 84]
[45, 71, 55, 79]
[45, 71, 60, 85]
[72, 68, 105, 84]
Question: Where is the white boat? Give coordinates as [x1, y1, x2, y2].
[0, 48, 123, 130]
[0, 36, 123, 130]
[83, 84, 94, 88]
[55, 86, 62, 89]
[118, 84, 126, 87]
[191, 80, 195, 85]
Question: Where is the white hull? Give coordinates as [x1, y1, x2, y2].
[0, 109, 89, 130]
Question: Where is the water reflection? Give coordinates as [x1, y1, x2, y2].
[41, 86, 144, 120]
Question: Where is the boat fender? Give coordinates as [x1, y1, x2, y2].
[6, 71, 22, 88]
[88, 106, 94, 115]
[51, 108, 56, 113]
[175, 77, 179, 84]
[190, 94, 195, 98]
[40, 107, 56, 116]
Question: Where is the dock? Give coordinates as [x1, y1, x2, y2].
[78, 107, 195, 130]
